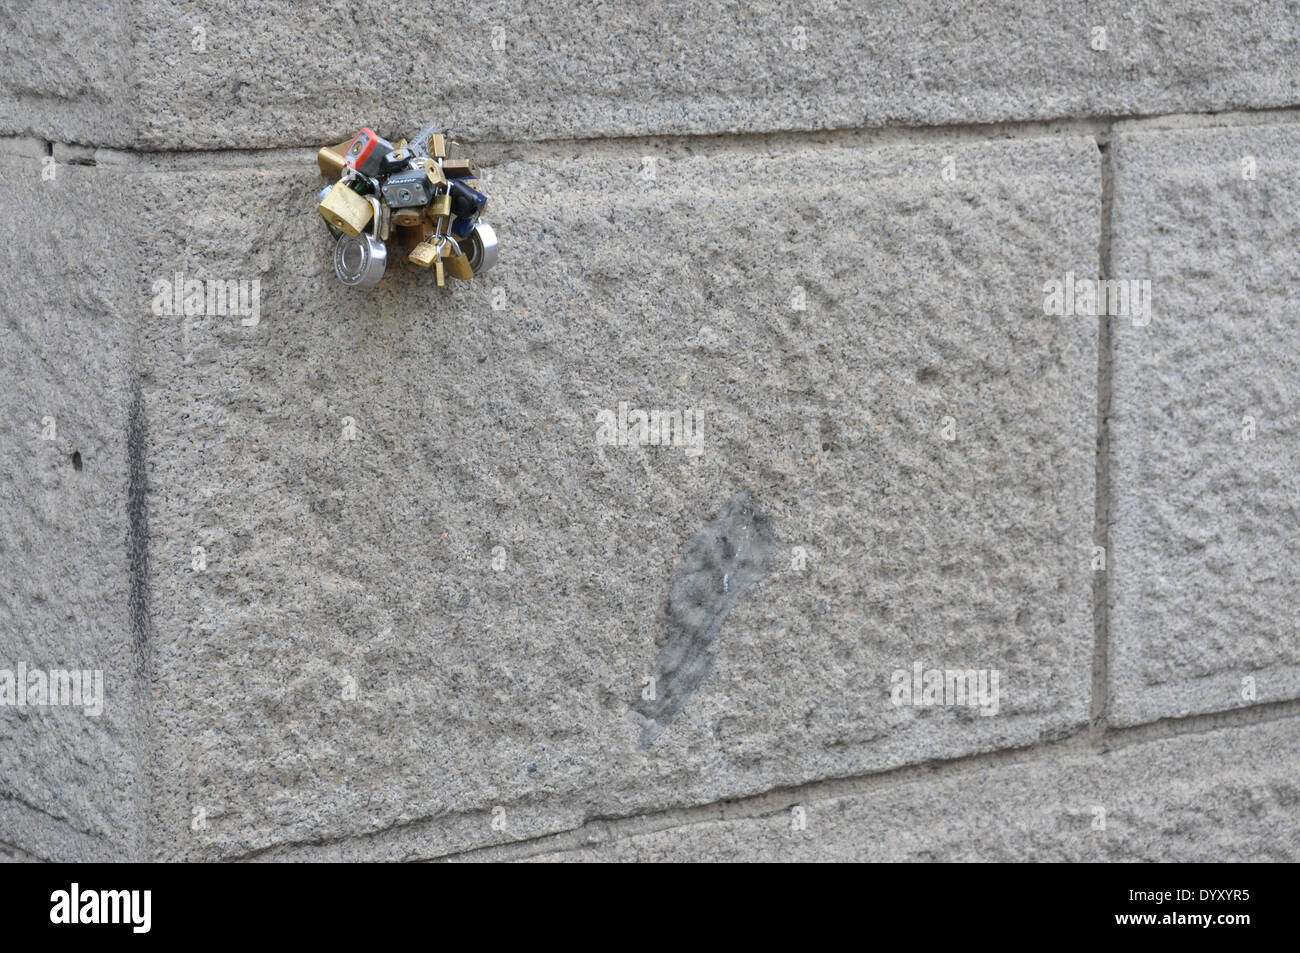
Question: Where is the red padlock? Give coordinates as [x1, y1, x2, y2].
[342, 128, 392, 177]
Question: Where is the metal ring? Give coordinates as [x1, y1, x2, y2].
[333, 232, 387, 287]
[464, 222, 498, 275]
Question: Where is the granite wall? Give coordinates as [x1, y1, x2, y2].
[2, 1, 1297, 861]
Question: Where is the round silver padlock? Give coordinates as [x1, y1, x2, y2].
[333, 232, 387, 287]
[463, 222, 498, 275]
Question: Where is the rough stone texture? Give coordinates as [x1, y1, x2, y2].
[7, 0, 1299, 859]
[632, 491, 774, 747]
[524, 718, 1300, 861]
[0, 840, 44, 862]
[1108, 123, 1300, 727]
[7, 2, 1300, 149]
[128, 135, 1096, 860]
[0, 149, 143, 861]
[0, 2, 131, 148]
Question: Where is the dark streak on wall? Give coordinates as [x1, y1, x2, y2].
[126, 380, 149, 672]
[633, 492, 774, 747]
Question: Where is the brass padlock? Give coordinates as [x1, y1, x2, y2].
[441, 158, 473, 178]
[408, 241, 439, 268]
[316, 139, 351, 177]
[434, 258, 445, 286]
[318, 181, 374, 237]
[428, 134, 446, 159]
[392, 221, 430, 248]
[428, 193, 451, 218]
[444, 244, 473, 280]
[424, 161, 446, 188]
[391, 207, 423, 228]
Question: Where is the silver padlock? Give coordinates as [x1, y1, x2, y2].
[381, 168, 435, 209]
[462, 222, 498, 275]
[333, 196, 387, 287]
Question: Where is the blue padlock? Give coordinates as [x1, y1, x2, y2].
[448, 179, 487, 238]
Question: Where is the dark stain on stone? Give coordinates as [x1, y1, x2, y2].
[632, 492, 774, 747]
[126, 381, 150, 672]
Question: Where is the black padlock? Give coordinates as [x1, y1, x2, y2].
[448, 179, 487, 220]
[379, 148, 414, 175]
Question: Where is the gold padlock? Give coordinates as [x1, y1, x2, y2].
[441, 158, 473, 178]
[424, 161, 446, 188]
[316, 139, 351, 176]
[408, 241, 439, 268]
[444, 244, 473, 280]
[434, 258, 445, 287]
[428, 193, 451, 218]
[392, 221, 430, 248]
[428, 134, 446, 159]
[391, 207, 423, 228]
[318, 181, 373, 237]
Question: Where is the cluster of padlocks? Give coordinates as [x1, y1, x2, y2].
[316, 124, 497, 288]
